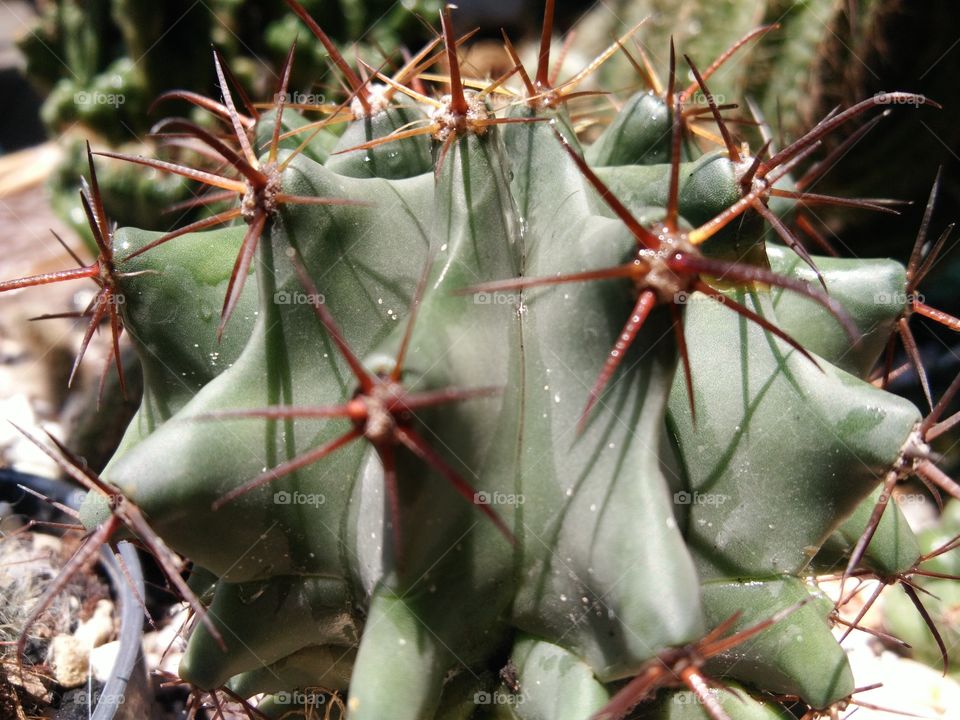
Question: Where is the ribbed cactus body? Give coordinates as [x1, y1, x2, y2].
[54, 6, 947, 718]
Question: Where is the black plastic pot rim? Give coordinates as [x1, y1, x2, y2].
[1, 468, 147, 720]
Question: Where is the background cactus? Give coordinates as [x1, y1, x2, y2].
[4, 2, 960, 719]
[15, 0, 442, 245]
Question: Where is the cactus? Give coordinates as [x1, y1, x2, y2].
[6, 2, 960, 719]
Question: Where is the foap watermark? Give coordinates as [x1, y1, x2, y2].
[687, 90, 727, 106]
[874, 290, 923, 306]
[274, 490, 326, 506]
[474, 691, 524, 706]
[274, 690, 326, 706]
[475, 490, 525, 506]
[66, 690, 126, 708]
[473, 291, 520, 305]
[674, 490, 727, 507]
[74, 91, 125, 108]
[275, 91, 327, 106]
[879, 492, 927, 507]
[274, 290, 326, 305]
[673, 290, 721, 306]
[874, 91, 927, 107]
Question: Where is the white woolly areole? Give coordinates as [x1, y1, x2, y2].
[430, 90, 489, 141]
[351, 82, 392, 118]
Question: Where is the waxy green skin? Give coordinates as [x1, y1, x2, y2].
[255, 107, 337, 166]
[501, 115, 705, 681]
[327, 105, 434, 179]
[345, 129, 525, 720]
[667, 289, 920, 579]
[701, 579, 853, 708]
[664, 287, 920, 706]
[766, 245, 924, 578]
[635, 683, 793, 720]
[596, 152, 741, 230]
[766, 245, 907, 378]
[95, 156, 432, 580]
[496, 636, 609, 720]
[110, 225, 256, 435]
[815, 486, 922, 578]
[596, 153, 773, 265]
[586, 91, 675, 167]
[73, 60, 932, 716]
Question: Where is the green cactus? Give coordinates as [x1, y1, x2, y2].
[7, 2, 960, 719]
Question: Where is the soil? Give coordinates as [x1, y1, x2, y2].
[0, 529, 113, 719]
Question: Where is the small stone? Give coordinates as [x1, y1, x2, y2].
[74, 599, 114, 649]
[89, 641, 121, 682]
[49, 634, 89, 688]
